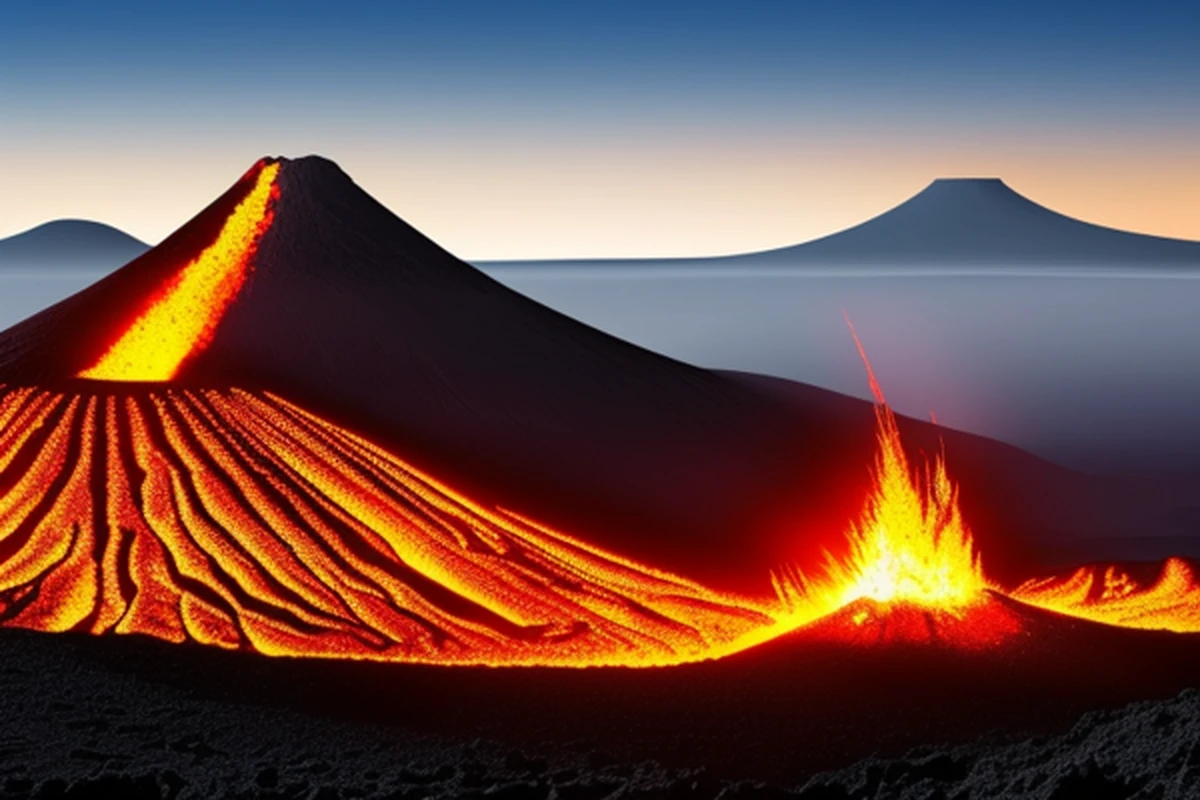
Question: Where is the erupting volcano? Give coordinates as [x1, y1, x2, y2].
[0, 156, 1198, 670]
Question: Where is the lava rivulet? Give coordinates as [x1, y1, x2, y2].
[1013, 558, 1200, 633]
[78, 161, 280, 383]
[0, 385, 770, 666]
[0, 371, 1198, 663]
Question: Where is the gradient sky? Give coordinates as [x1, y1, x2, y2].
[2, 1, 1198, 259]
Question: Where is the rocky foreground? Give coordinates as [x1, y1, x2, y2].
[0, 627, 1197, 799]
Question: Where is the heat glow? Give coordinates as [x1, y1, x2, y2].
[1013, 558, 1200, 634]
[77, 162, 280, 382]
[3, 217, 1200, 664]
[0, 385, 769, 666]
[768, 321, 991, 643]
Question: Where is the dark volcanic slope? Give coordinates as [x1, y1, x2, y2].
[741, 177, 1200, 266]
[0, 157, 1196, 594]
[0, 220, 148, 271]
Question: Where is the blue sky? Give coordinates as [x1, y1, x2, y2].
[2, 1, 1197, 257]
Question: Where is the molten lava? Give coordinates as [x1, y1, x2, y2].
[0, 385, 771, 665]
[1013, 558, 1200, 634]
[78, 161, 280, 382]
[768, 321, 996, 646]
[765, 323, 1200, 647]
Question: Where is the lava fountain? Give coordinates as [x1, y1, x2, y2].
[766, 319, 1200, 647]
[763, 320, 1024, 649]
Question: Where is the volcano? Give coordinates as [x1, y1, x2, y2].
[491, 178, 1200, 269]
[1, 156, 1199, 667]
[738, 177, 1200, 267]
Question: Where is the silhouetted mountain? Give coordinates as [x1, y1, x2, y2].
[742, 178, 1200, 266]
[0, 219, 149, 270]
[483, 178, 1200, 269]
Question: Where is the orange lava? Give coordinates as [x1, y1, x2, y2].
[767, 320, 999, 646]
[1013, 558, 1200, 633]
[0, 385, 769, 666]
[78, 162, 280, 382]
[765, 321, 1200, 647]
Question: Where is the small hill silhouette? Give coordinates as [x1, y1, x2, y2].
[0, 219, 148, 270]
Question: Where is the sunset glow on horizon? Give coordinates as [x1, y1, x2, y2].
[2, 1, 1197, 259]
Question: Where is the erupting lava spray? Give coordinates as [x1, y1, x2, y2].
[816, 318, 987, 610]
[767, 318, 997, 643]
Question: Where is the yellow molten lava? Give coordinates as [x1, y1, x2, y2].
[1013, 558, 1200, 633]
[78, 162, 280, 382]
[815, 401, 987, 611]
[773, 320, 989, 628]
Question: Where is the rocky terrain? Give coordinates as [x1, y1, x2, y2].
[1, 626, 1197, 799]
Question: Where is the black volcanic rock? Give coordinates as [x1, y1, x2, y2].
[0, 219, 148, 271]
[0, 156, 1197, 593]
[1, 618, 1199, 798]
[741, 177, 1200, 267]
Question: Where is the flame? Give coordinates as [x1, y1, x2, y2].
[78, 162, 280, 382]
[814, 400, 987, 611]
[771, 320, 989, 638]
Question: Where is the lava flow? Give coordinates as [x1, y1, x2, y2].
[0, 385, 769, 665]
[763, 320, 1200, 648]
[78, 160, 280, 382]
[1013, 558, 1200, 634]
[1, 155, 1199, 667]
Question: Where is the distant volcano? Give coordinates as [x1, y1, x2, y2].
[0, 220, 149, 271]
[739, 177, 1200, 266]
[0, 156, 1198, 665]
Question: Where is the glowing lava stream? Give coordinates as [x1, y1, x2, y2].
[0, 386, 771, 666]
[78, 161, 281, 382]
[1012, 558, 1200, 634]
[0, 370, 1197, 665]
[5, 257, 1200, 663]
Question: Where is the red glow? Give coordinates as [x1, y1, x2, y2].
[1013, 558, 1200, 633]
[0, 386, 770, 666]
[0, 371, 1197, 664]
[77, 162, 280, 382]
